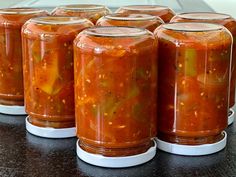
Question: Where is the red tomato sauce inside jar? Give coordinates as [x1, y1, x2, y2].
[74, 26, 158, 156]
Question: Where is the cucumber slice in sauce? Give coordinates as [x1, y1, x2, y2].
[184, 48, 197, 77]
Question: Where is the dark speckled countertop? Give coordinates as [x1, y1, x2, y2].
[0, 114, 236, 177]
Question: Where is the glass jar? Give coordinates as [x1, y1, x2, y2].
[154, 23, 232, 145]
[171, 12, 236, 110]
[22, 17, 93, 128]
[96, 13, 163, 32]
[51, 4, 111, 24]
[116, 5, 175, 23]
[0, 8, 47, 106]
[74, 26, 158, 156]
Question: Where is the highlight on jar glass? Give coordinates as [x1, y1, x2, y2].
[51, 4, 111, 24]
[96, 13, 164, 32]
[171, 12, 236, 126]
[0, 8, 47, 115]
[115, 5, 175, 23]
[154, 22, 232, 156]
[22, 16, 93, 138]
[74, 26, 158, 168]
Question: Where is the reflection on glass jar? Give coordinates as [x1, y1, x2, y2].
[0, 8, 47, 106]
[155, 23, 232, 145]
[22, 16, 93, 128]
[74, 26, 158, 156]
[116, 5, 175, 23]
[96, 13, 163, 32]
[51, 4, 111, 24]
[171, 12, 236, 109]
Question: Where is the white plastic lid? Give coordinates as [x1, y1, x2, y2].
[228, 108, 234, 126]
[76, 139, 157, 168]
[0, 104, 26, 115]
[156, 131, 227, 156]
[25, 116, 76, 138]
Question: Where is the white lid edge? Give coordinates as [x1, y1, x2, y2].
[156, 131, 227, 156]
[0, 104, 26, 115]
[25, 116, 76, 138]
[76, 139, 157, 168]
[228, 108, 234, 125]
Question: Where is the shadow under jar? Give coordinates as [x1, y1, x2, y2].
[116, 5, 175, 23]
[0, 8, 47, 106]
[22, 17, 93, 128]
[74, 26, 158, 157]
[171, 12, 236, 115]
[154, 23, 232, 145]
[51, 4, 111, 24]
[96, 13, 163, 32]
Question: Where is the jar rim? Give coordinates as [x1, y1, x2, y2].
[84, 26, 148, 37]
[57, 4, 106, 11]
[105, 13, 157, 21]
[30, 16, 89, 25]
[120, 5, 169, 11]
[177, 12, 231, 20]
[0, 8, 45, 15]
[162, 22, 223, 32]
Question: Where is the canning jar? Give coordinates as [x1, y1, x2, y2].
[96, 13, 163, 32]
[22, 17, 93, 130]
[155, 23, 232, 145]
[171, 12, 236, 115]
[74, 26, 157, 158]
[0, 8, 47, 108]
[116, 5, 175, 23]
[51, 4, 111, 24]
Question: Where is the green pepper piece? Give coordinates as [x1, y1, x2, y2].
[79, 56, 95, 77]
[184, 48, 197, 76]
[31, 40, 41, 63]
[32, 50, 41, 63]
[127, 85, 139, 99]
[136, 68, 146, 79]
[99, 79, 109, 88]
[96, 85, 140, 119]
[101, 94, 117, 117]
